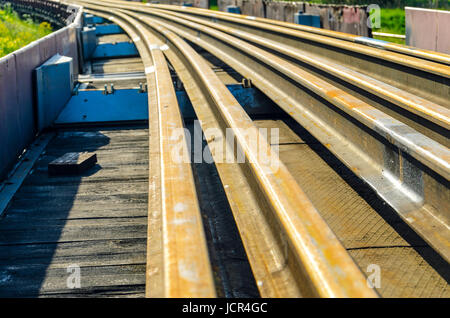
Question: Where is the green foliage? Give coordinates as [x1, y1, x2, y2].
[375, 8, 405, 34]
[371, 8, 405, 44]
[0, 4, 53, 57]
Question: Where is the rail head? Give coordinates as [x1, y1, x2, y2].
[129, 10, 379, 298]
[144, 3, 450, 69]
[125, 4, 450, 263]
[66, 0, 450, 296]
[83, 6, 216, 298]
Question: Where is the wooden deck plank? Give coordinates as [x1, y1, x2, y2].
[0, 239, 146, 262]
[0, 127, 148, 297]
[0, 264, 145, 297]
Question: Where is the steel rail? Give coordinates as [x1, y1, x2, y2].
[82, 0, 450, 263]
[67, 0, 450, 296]
[125, 8, 379, 298]
[126, 2, 450, 108]
[82, 6, 216, 298]
[76, 0, 381, 298]
[113, 6, 450, 176]
[82, 2, 450, 146]
[92, 0, 450, 66]
[146, 4, 450, 66]
[130, 7, 450, 143]
[162, 5, 450, 65]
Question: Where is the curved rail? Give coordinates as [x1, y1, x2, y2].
[82, 7, 216, 297]
[160, 5, 450, 65]
[134, 2, 450, 109]
[77, 0, 379, 297]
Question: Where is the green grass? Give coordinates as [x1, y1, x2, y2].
[372, 8, 405, 44]
[0, 5, 53, 57]
[376, 8, 405, 34]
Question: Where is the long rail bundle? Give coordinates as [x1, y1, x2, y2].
[69, 0, 449, 298]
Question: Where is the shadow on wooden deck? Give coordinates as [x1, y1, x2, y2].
[0, 127, 148, 297]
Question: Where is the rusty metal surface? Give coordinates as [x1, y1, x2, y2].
[126, 8, 378, 297]
[66, 0, 450, 298]
[149, 4, 450, 107]
[143, 8, 449, 137]
[3, 0, 449, 298]
[82, 8, 216, 297]
[173, 2, 450, 64]
[259, 119, 449, 298]
[102, 2, 450, 262]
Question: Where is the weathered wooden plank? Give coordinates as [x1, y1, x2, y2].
[0, 224, 147, 244]
[0, 251, 145, 268]
[38, 286, 145, 298]
[0, 216, 147, 230]
[0, 238, 146, 262]
[15, 181, 148, 196]
[6, 206, 147, 220]
[0, 127, 149, 297]
[23, 169, 148, 186]
[0, 264, 146, 297]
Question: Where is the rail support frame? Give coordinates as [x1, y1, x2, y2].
[35, 54, 73, 132]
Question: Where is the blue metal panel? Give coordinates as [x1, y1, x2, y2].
[91, 42, 139, 59]
[226, 6, 241, 14]
[81, 26, 97, 60]
[182, 2, 193, 6]
[54, 85, 278, 125]
[295, 12, 321, 28]
[35, 55, 73, 132]
[84, 13, 106, 25]
[95, 24, 124, 35]
[55, 89, 149, 124]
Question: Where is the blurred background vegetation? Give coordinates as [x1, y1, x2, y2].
[368, 7, 406, 44]
[0, 4, 52, 57]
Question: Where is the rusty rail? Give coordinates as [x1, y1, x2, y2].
[82, 7, 216, 297]
[70, 0, 449, 297]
